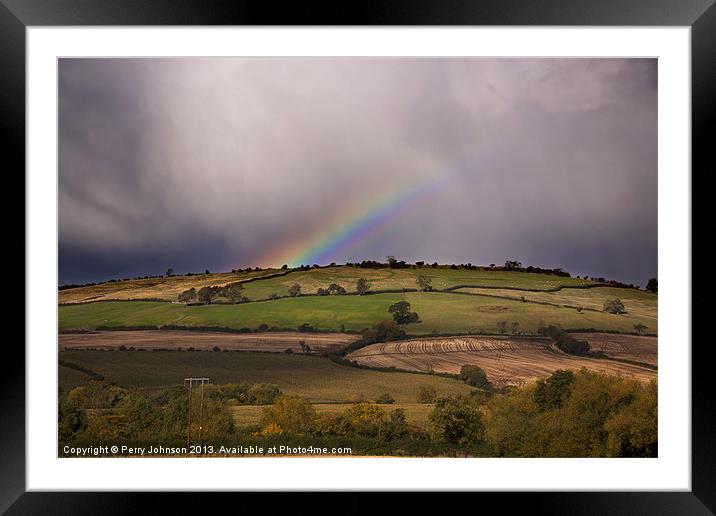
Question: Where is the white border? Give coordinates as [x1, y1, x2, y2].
[27, 27, 691, 491]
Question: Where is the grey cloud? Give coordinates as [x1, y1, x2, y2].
[59, 58, 656, 285]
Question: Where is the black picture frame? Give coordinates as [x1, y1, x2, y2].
[4, 0, 710, 513]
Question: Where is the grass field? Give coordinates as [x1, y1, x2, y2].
[457, 286, 657, 329]
[58, 350, 474, 403]
[231, 403, 435, 428]
[59, 269, 283, 304]
[60, 266, 598, 304]
[59, 291, 655, 335]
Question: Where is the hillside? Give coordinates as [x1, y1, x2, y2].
[58, 265, 656, 336]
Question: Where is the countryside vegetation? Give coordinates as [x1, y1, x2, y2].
[59, 260, 658, 457]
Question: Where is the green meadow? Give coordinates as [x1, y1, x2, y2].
[59, 290, 656, 335]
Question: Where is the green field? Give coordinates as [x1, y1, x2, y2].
[231, 403, 435, 428]
[59, 290, 656, 335]
[61, 266, 597, 304]
[59, 350, 473, 403]
[457, 286, 657, 328]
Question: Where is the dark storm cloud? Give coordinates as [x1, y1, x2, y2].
[59, 58, 657, 285]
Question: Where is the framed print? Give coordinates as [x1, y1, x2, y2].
[5, 0, 711, 512]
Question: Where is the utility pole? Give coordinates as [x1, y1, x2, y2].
[184, 377, 210, 452]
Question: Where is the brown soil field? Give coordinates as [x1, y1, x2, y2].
[572, 332, 657, 367]
[59, 330, 359, 353]
[346, 336, 657, 386]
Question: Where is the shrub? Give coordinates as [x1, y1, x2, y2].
[288, 284, 301, 297]
[459, 365, 491, 389]
[375, 393, 395, 404]
[417, 385, 437, 404]
[539, 325, 590, 356]
[248, 383, 281, 405]
[356, 320, 407, 349]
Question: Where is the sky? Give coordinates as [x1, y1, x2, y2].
[58, 58, 657, 286]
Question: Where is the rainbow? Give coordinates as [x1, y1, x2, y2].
[253, 174, 451, 268]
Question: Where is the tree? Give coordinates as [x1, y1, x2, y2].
[459, 365, 491, 389]
[497, 321, 507, 334]
[603, 298, 626, 314]
[165, 268, 174, 277]
[327, 283, 346, 295]
[645, 278, 658, 293]
[281, 264, 288, 270]
[58, 398, 86, 442]
[417, 385, 437, 404]
[317, 288, 329, 296]
[533, 370, 575, 411]
[388, 300, 419, 324]
[416, 276, 433, 292]
[504, 260, 522, 271]
[386, 256, 398, 268]
[178, 287, 197, 303]
[288, 284, 301, 297]
[225, 283, 244, 303]
[197, 286, 216, 304]
[356, 278, 370, 296]
[260, 395, 316, 434]
[429, 396, 485, 444]
[633, 323, 648, 335]
[511, 321, 521, 335]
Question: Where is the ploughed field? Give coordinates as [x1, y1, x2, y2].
[59, 330, 358, 353]
[572, 332, 658, 367]
[346, 336, 657, 386]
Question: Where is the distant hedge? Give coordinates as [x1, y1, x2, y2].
[539, 325, 590, 356]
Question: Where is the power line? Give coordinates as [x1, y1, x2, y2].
[184, 377, 210, 451]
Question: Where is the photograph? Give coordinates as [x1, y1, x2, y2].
[57, 57, 658, 459]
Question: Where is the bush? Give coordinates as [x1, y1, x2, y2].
[429, 396, 485, 445]
[417, 385, 437, 404]
[539, 325, 590, 356]
[459, 365, 491, 389]
[603, 298, 626, 314]
[260, 396, 316, 435]
[375, 393, 395, 404]
[358, 320, 407, 347]
[248, 383, 281, 405]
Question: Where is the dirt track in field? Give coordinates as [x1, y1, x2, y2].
[346, 336, 657, 386]
[59, 330, 359, 353]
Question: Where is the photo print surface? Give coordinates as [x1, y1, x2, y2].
[58, 58, 657, 458]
